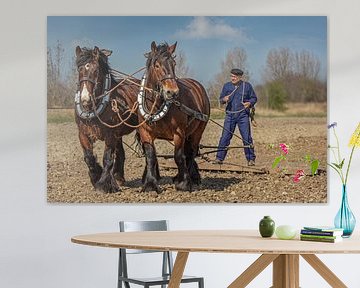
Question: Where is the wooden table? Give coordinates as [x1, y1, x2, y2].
[71, 230, 360, 288]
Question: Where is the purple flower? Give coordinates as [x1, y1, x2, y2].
[327, 122, 337, 129]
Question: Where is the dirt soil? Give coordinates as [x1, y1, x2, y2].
[47, 115, 327, 203]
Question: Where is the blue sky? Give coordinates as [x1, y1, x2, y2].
[47, 16, 327, 85]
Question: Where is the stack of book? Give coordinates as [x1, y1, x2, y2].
[300, 226, 344, 243]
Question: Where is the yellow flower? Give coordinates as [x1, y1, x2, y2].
[349, 122, 360, 148]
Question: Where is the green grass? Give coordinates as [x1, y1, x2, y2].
[47, 109, 75, 124]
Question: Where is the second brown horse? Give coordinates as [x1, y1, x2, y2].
[136, 41, 210, 192]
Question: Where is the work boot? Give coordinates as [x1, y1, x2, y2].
[248, 160, 255, 166]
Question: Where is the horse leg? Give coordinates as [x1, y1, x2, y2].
[141, 142, 161, 193]
[173, 132, 192, 191]
[79, 131, 102, 187]
[142, 160, 160, 183]
[184, 138, 201, 185]
[113, 138, 125, 186]
[185, 123, 206, 185]
[95, 143, 119, 193]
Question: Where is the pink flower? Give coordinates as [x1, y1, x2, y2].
[279, 143, 289, 155]
[293, 169, 305, 183]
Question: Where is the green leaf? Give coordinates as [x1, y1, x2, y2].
[332, 161, 345, 169]
[339, 159, 345, 169]
[311, 160, 319, 176]
[328, 163, 340, 173]
[272, 155, 284, 169]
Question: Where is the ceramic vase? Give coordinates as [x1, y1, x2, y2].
[259, 216, 275, 238]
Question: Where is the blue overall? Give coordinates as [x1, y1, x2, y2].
[216, 81, 257, 162]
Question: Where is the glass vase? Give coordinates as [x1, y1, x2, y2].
[334, 185, 356, 237]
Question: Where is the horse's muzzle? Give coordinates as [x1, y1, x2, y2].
[163, 88, 179, 101]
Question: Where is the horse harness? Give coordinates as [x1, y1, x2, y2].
[137, 73, 209, 125]
[75, 73, 129, 120]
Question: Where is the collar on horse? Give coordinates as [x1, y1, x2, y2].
[137, 72, 209, 124]
[75, 74, 111, 119]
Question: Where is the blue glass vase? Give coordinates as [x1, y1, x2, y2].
[334, 185, 356, 237]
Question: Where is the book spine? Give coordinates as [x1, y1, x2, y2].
[300, 236, 338, 243]
[300, 230, 337, 236]
[300, 234, 338, 240]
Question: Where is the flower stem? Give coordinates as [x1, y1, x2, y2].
[344, 130, 360, 185]
[332, 127, 345, 184]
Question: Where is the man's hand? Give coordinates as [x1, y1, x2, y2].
[243, 102, 251, 109]
[223, 95, 230, 103]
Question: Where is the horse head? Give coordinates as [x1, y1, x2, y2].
[75, 46, 112, 111]
[145, 41, 179, 101]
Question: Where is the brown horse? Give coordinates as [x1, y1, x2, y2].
[75, 46, 138, 193]
[137, 41, 210, 192]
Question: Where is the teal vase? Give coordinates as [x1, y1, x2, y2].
[334, 185, 356, 237]
[259, 216, 275, 237]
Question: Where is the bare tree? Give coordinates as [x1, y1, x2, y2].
[175, 50, 191, 78]
[293, 50, 320, 80]
[261, 47, 326, 105]
[264, 47, 293, 82]
[47, 41, 64, 108]
[47, 41, 74, 108]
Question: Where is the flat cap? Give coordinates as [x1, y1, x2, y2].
[230, 68, 244, 76]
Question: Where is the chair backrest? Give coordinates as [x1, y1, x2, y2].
[118, 220, 174, 282]
[119, 220, 169, 254]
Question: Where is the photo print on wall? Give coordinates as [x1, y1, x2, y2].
[47, 16, 327, 203]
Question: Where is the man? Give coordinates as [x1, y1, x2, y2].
[214, 68, 257, 166]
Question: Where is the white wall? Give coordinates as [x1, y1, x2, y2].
[1, 1, 360, 287]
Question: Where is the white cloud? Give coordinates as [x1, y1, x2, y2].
[175, 17, 249, 42]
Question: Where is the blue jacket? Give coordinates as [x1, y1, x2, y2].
[219, 81, 257, 113]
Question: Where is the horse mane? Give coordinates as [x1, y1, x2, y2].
[145, 42, 176, 69]
[76, 47, 111, 76]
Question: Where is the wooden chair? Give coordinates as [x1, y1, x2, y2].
[118, 220, 204, 288]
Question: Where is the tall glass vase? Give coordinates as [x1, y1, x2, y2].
[334, 185, 356, 237]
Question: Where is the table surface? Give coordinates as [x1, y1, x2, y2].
[71, 229, 360, 254]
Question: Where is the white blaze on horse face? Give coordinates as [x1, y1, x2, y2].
[80, 83, 91, 103]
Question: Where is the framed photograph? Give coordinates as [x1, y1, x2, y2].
[47, 16, 327, 203]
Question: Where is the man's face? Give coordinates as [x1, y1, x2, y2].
[230, 73, 241, 84]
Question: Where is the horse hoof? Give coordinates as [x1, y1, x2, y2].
[141, 184, 162, 194]
[191, 177, 201, 185]
[191, 179, 201, 185]
[114, 173, 125, 186]
[172, 174, 179, 184]
[95, 181, 119, 193]
[175, 181, 192, 192]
